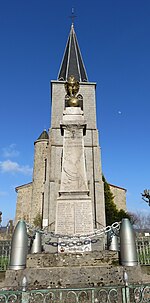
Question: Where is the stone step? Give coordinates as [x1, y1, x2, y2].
[26, 251, 119, 268]
[1, 252, 150, 290]
[3, 264, 149, 290]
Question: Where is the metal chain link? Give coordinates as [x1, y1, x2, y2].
[26, 222, 120, 247]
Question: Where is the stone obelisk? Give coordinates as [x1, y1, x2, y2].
[55, 76, 94, 238]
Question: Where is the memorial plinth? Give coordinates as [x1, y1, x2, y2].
[55, 107, 94, 240]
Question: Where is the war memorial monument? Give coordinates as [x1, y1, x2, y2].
[14, 23, 126, 229]
[0, 23, 150, 302]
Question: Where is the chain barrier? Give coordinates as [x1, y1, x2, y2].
[45, 238, 101, 247]
[26, 221, 120, 248]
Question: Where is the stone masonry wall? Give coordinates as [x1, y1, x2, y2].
[30, 139, 49, 224]
[15, 183, 32, 225]
[51, 82, 97, 130]
[109, 184, 126, 211]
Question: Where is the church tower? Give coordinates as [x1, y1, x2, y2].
[15, 24, 106, 229]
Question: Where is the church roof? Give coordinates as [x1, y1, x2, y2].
[57, 24, 88, 82]
[37, 130, 49, 140]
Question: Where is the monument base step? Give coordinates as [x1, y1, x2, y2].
[27, 251, 119, 268]
[1, 251, 150, 290]
[3, 265, 149, 290]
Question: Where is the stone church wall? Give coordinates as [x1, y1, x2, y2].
[109, 184, 126, 211]
[30, 139, 49, 224]
[15, 183, 32, 224]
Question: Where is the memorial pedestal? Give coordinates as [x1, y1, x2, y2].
[55, 107, 94, 248]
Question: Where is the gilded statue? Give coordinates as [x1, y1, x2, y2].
[65, 75, 80, 107]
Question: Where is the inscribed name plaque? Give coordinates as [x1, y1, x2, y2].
[55, 201, 74, 235]
[55, 200, 93, 236]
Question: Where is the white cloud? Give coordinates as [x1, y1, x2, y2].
[2, 144, 20, 158]
[0, 160, 32, 175]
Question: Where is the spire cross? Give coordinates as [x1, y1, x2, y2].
[69, 8, 76, 25]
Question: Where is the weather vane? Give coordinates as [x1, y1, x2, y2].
[69, 8, 76, 25]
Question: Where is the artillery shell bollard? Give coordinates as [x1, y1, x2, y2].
[30, 231, 42, 253]
[9, 220, 28, 270]
[107, 230, 119, 251]
[120, 218, 138, 266]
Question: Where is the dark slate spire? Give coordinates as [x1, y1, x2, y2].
[37, 130, 49, 140]
[58, 24, 88, 82]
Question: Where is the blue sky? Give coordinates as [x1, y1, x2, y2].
[0, 0, 150, 225]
